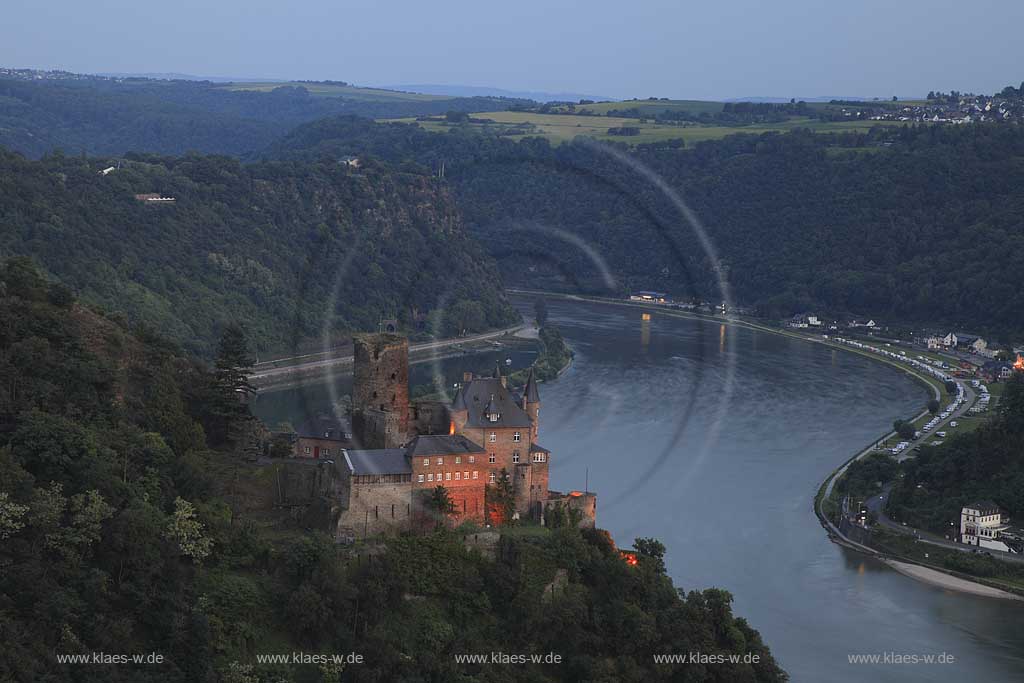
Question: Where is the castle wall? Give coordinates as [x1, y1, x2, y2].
[336, 475, 412, 539]
[545, 491, 597, 529]
[410, 400, 452, 437]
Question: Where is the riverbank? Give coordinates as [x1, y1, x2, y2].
[516, 289, 1021, 600]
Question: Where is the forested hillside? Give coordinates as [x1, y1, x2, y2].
[268, 118, 1024, 339]
[0, 261, 786, 682]
[0, 75, 532, 158]
[0, 150, 517, 356]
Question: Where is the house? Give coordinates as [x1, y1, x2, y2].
[925, 336, 944, 350]
[630, 291, 668, 303]
[980, 361, 1014, 382]
[960, 502, 1024, 554]
[293, 414, 353, 459]
[134, 193, 176, 204]
[339, 156, 361, 168]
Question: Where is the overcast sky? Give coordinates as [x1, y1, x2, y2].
[3, 0, 1022, 100]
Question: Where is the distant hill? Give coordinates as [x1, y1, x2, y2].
[0, 149, 518, 357]
[0, 73, 536, 158]
[381, 83, 615, 103]
[267, 116, 1024, 341]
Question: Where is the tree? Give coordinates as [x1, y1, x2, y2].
[426, 485, 456, 528]
[210, 324, 256, 447]
[893, 420, 916, 440]
[533, 298, 549, 327]
[485, 469, 515, 526]
[928, 399, 940, 415]
[634, 537, 667, 573]
[167, 496, 213, 562]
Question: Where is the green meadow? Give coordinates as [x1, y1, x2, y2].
[387, 110, 900, 146]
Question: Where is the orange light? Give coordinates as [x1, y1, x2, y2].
[1014, 355, 1024, 372]
[621, 551, 638, 567]
[449, 421, 456, 435]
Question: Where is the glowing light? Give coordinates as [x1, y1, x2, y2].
[1014, 354, 1024, 372]
[449, 421, 456, 435]
[621, 551, 639, 567]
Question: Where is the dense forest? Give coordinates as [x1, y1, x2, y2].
[0, 76, 532, 158]
[0, 149, 518, 357]
[0, 260, 786, 682]
[267, 118, 1024, 339]
[888, 376, 1024, 532]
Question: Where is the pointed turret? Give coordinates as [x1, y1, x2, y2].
[524, 367, 540, 405]
[523, 367, 541, 437]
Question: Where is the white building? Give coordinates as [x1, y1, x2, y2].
[960, 502, 1023, 553]
[925, 336, 943, 350]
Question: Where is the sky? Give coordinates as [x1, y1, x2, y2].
[3, 0, 1023, 101]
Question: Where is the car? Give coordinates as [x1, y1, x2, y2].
[950, 421, 958, 427]
[937, 431, 947, 437]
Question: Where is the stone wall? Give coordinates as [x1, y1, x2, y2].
[352, 333, 409, 446]
[337, 476, 413, 539]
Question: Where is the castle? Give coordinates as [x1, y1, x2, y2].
[291, 333, 595, 539]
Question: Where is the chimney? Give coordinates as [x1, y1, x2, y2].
[463, 371, 474, 382]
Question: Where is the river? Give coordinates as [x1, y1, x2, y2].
[253, 297, 1024, 682]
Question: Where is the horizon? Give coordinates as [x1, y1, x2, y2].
[2, 0, 1022, 101]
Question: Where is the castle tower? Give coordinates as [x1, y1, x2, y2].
[352, 333, 409, 448]
[523, 367, 540, 440]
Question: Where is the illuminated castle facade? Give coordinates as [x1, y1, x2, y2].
[332, 333, 592, 538]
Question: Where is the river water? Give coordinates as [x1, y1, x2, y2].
[253, 297, 1024, 682]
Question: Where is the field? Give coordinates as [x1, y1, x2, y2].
[574, 98, 726, 116]
[387, 110, 898, 146]
[217, 81, 451, 102]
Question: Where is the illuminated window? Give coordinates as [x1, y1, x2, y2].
[455, 472, 461, 480]
[446, 472, 451, 481]
[513, 431, 521, 442]
[423, 458, 429, 466]
[473, 471, 478, 479]
[418, 474, 424, 483]
[468, 455, 475, 463]
[455, 456, 461, 464]
[428, 473, 434, 482]
[489, 432, 496, 443]
[437, 457, 443, 465]
[464, 471, 469, 480]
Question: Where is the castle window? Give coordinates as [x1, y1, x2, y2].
[423, 458, 429, 467]
[304, 446, 311, 454]
[437, 457, 444, 465]
[455, 456, 461, 464]
[489, 472, 496, 483]
[512, 452, 520, 463]
[513, 431, 521, 442]
[322, 448, 330, 456]
[428, 473, 434, 482]
[468, 455, 475, 463]
[418, 474, 424, 483]
[464, 471, 469, 480]
[488, 453, 496, 464]
[533, 453, 546, 463]
[473, 471, 478, 479]
[489, 432, 496, 443]
[455, 472, 461, 480]
[446, 472, 451, 481]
